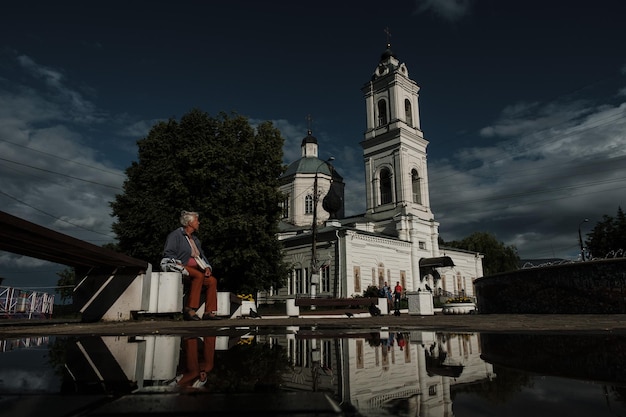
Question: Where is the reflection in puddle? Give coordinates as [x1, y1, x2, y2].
[1, 330, 626, 416]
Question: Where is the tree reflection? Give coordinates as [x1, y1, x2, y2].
[452, 364, 533, 404]
[201, 339, 290, 392]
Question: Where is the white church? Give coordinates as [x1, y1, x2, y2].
[269, 42, 483, 303]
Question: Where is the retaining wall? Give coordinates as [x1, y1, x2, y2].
[474, 258, 626, 313]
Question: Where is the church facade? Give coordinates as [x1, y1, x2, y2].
[270, 43, 483, 303]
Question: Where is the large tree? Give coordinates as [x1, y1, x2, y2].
[585, 206, 626, 259]
[55, 267, 75, 303]
[441, 232, 520, 276]
[110, 109, 289, 293]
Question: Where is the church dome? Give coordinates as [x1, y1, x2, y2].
[380, 44, 397, 62]
[300, 130, 318, 146]
[282, 157, 332, 178]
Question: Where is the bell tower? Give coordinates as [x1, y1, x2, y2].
[360, 41, 434, 224]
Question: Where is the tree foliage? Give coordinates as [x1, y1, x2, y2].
[585, 206, 626, 258]
[441, 232, 520, 276]
[110, 109, 289, 293]
[55, 267, 75, 303]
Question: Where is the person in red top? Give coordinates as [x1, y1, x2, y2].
[393, 281, 402, 311]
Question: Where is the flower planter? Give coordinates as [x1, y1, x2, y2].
[442, 302, 476, 315]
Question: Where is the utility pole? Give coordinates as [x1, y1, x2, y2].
[310, 157, 334, 309]
[578, 218, 589, 261]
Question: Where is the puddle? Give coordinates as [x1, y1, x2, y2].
[1, 329, 626, 416]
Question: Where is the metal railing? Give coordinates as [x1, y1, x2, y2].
[0, 286, 54, 319]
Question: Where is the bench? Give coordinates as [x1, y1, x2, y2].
[294, 297, 381, 307]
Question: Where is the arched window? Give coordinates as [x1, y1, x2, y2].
[380, 168, 392, 205]
[411, 169, 422, 204]
[405, 99, 413, 126]
[282, 195, 290, 218]
[305, 194, 314, 214]
[377, 99, 388, 126]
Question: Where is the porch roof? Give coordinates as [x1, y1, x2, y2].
[419, 256, 455, 268]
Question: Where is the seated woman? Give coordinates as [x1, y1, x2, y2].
[162, 210, 219, 320]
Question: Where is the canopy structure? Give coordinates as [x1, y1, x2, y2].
[0, 210, 147, 269]
[419, 256, 455, 268]
[425, 356, 464, 378]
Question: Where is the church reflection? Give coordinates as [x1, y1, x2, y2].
[277, 329, 494, 416]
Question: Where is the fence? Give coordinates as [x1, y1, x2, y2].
[0, 286, 54, 319]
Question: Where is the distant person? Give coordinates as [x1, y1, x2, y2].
[387, 332, 395, 351]
[162, 210, 219, 320]
[382, 281, 393, 312]
[394, 281, 402, 312]
[397, 333, 406, 351]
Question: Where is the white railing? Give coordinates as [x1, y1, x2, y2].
[0, 286, 55, 319]
[0, 336, 50, 352]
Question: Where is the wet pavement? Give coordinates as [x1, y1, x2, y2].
[3, 312, 626, 417]
[2, 312, 626, 337]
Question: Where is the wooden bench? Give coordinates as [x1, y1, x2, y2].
[294, 297, 380, 307]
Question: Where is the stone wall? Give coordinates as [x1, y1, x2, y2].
[474, 258, 626, 313]
[481, 333, 626, 382]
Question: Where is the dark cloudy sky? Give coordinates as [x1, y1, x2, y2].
[1, 0, 625, 289]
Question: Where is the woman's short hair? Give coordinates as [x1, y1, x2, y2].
[180, 210, 199, 226]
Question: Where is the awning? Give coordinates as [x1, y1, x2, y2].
[425, 356, 464, 377]
[419, 256, 455, 268]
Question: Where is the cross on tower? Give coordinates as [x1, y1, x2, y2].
[306, 114, 313, 134]
[384, 27, 392, 47]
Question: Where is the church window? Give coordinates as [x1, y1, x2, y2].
[377, 263, 385, 288]
[411, 169, 422, 204]
[380, 168, 392, 205]
[322, 340, 333, 370]
[282, 195, 290, 218]
[377, 99, 388, 126]
[294, 268, 304, 294]
[294, 339, 306, 367]
[321, 265, 330, 293]
[405, 99, 413, 126]
[305, 194, 314, 214]
[288, 270, 294, 294]
[419, 241, 426, 250]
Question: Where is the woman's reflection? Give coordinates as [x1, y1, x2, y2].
[177, 336, 215, 389]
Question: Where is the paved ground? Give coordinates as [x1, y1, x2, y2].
[3, 312, 626, 337]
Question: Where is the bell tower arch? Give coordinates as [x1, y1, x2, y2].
[360, 42, 433, 224]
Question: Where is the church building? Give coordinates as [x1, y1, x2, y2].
[270, 43, 483, 303]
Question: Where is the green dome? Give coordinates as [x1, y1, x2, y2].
[282, 157, 332, 177]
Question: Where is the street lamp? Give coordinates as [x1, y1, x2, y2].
[311, 157, 335, 309]
[578, 218, 589, 261]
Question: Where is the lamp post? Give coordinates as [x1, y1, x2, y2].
[311, 334, 321, 391]
[578, 218, 589, 261]
[311, 157, 334, 309]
